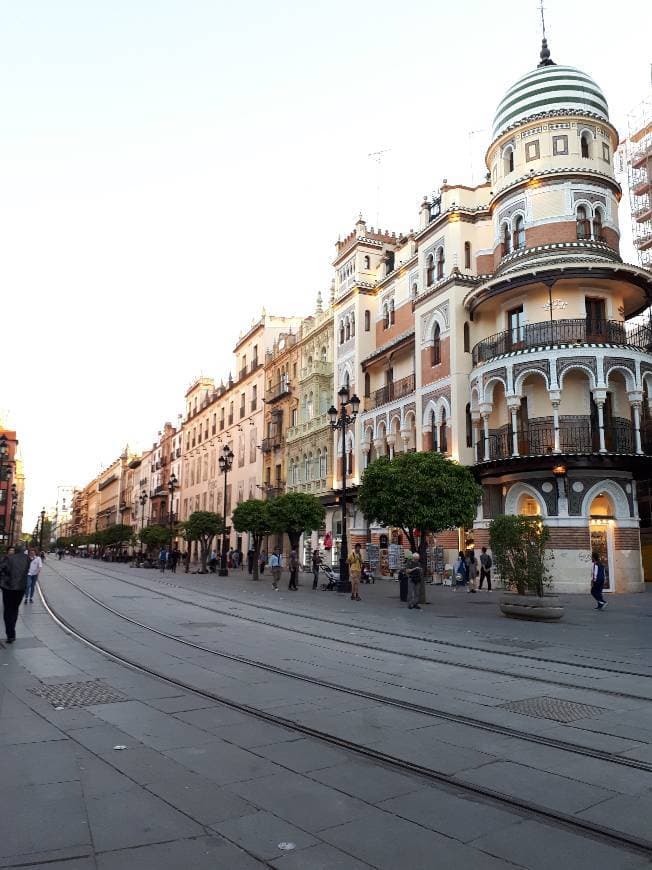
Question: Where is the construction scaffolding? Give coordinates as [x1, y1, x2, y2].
[624, 93, 652, 270]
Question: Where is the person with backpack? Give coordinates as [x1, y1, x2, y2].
[453, 551, 468, 590]
[591, 552, 608, 609]
[479, 546, 492, 590]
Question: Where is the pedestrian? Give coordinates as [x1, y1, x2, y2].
[467, 549, 478, 593]
[1, 544, 30, 643]
[227, 548, 233, 569]
[479, 546, 492, 590]
[25, 548, 43, 603]
[591, 551, 608, 609]
[237, 548, 244, 570]
[169, 548, 180, 573]
[454, 551, 468, 590]
[158, 547, 168, 573]
[398, 556, 410, 602]
[311, 547, 321, 590]
[209, 550, 218, 573]
[247, 548, 255, 574]
[288, 547, 299, 590]
[270, 548, 282, 590]
[348, 543, 363, 601]
[259, 550, 267, 575]
[57, 548, 64, 560]
[407, 552, 423, 610]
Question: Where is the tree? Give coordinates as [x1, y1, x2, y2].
[267, 492, 325, 551]
[489, 515, 551, 597]
[139, 525, 169, 554]
[232, 499, 271, 581]
[357, 452, 482, 600]
[102, 524, 133, 551]
[182, 511, 223, 573]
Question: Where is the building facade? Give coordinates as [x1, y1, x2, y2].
[0, 424, 23, 547]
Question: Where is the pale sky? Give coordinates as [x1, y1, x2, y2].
[1, 0, 649, 530]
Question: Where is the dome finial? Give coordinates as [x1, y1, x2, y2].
[537, 0, 554, 66]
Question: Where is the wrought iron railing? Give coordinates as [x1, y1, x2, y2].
[367, 373, 415, 411]
[261, 434, 283, 453]
[265, 379, 292, 403]
[472, 318, 652, 366]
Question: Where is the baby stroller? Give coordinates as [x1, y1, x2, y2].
[319, 564, 339, 591]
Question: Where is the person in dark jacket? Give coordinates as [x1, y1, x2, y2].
[407, 552, 423, 610]
[1, 545, 30, 643]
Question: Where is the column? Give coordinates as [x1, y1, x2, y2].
[399, 429, 411, 452]
[385, 434, 396, 459]
[549, 390, 561, 453]
[628, 390, 644, 455]
[479, 403, 492, 461]
[507, 398, 520, 458]
[373, 438, 385, 458]
[471, 412, 481, 462]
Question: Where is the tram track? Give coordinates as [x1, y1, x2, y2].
[37, 572, 652, 860]
[43, 565, 652, 777]
[50, 560, 652, 699]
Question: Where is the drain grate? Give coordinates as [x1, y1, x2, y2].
[30, 680, 127, 708]
[498, 696, 606, 723]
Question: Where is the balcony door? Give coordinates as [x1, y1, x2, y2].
[516, 397, 529, 455]
[507, 306, 525, 351]
[586, 298, 606, 342]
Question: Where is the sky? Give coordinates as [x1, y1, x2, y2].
[0, 0, 649, 530]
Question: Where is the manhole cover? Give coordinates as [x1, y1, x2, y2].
[498, 696, 606, 723]
[30, 680, 127, 708]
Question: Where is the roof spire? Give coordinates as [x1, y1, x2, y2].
[537, 0, 554, 66]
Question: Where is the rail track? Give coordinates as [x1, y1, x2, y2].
[37, 572, 652, 859]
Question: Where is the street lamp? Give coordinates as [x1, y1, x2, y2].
[39, 507, 46, 551]
[138, 490, 148, 558]
[0, 436, 8, 547]
[218, 444, 234, 577]
[167, 472, 178, 549]
[328, 385, 360, 593]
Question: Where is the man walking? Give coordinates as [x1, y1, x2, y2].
[158, 547, 168, 573]
[591, 552, 608, 609]
[270, 548, 282, 590]
[1, 544, 30, 643]
[169, 548, 180, 574]
[407, 552, 423, 610]
[25, 548, 43, 603]
[311, 547, 321, 590]
[288, 547, 299, 591]
[479, 546, 492, 590]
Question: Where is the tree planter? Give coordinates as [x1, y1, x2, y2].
[499, 592, 564, 621]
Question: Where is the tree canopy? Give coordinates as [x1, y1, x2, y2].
[267, 492, 325, 549]
[232, 499, 271, 580]
[357, 452, 482, 552]
[139, 524, 170, 551]
[182, 511, 223, 572]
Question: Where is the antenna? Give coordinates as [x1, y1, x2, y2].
[368, 148, 391, 226]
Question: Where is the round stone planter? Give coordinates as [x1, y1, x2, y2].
[499, 592, 564, 621]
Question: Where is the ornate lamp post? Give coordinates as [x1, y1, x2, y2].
[328, 385, 360, 593]
[218, 444, 234, 577]
[39, 507, 46, 550]
[167, 472, 178, 550]
[9, 483, 18, 547]
[138, 490, 148, 559]
[0, 435, 8, 547]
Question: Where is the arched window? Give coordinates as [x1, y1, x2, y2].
[502, 222, 511, 255]
[364, 372, 370, 398]
[466, 403, 473, 448]
[504, 146, 514, 174]
[576, 205, 590, 240]
[464, 241, 471, 270]
[304, 454, 310, 481]
[389, 299, 395, 325]
[463, 321, 470, 353]
[431, 323, 441, 366]
[593, 207, 603, 241]
[411, 282, 418, 299]
[321, 345, 327, 361]
[363, 255, 370, 269]
[339, 321, 345, 344]
[426, 254, 435, 286]
[345, 318, 350, 341]
[364, 309, 371, 331]
[436, 247, 445, 280]
[343, 370, 350, 390]
[513, 215, 525, 250]
[383, 303, 390, 329]
[580, 132, 590, 159]
[320, 448, 327, 478]
[430, 411, 437, 452]
[439, 408, 448, 454]
[351, 312, 355, 337]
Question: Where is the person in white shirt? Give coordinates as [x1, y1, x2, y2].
[270, 548, 282, 590]
[25, 548, 43, 603]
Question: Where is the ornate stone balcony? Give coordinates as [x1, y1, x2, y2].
[285, 413, 330, 443]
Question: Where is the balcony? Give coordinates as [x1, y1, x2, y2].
[265, 379, 292, 404]
[239, 367, 248, 381]
[476, 418, 643, 463]
[472, 319, 652, 367]
[632, 144, 652, 169]
[261, 433, 283, 453]
[265, 484, 285, 499]
[300, 360, 332, 381]
[286, 412, 330, 443]
[366, 374, 415, 411]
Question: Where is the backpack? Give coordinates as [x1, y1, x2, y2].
[484, 554, 492, 570]
[596, 563, 605, 584]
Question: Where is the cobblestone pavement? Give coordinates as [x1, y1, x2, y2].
[1, 558, 651, 869]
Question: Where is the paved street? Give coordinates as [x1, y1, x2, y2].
[1, 559, 652, 869]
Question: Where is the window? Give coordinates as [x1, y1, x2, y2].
[389, 299, 395, 325]
[508, 305, 525, 347]
[339, 321, 345, 344]
[513, 215, 525, 250]
[464, 242, 471, 270]
[347, 450, 353, 475]
[552, 134, 568, 155]
[321, 345, 327, 361]
[291, 407, 298, 427]
[430, 411, 437, 452]
[602, 142, 610, 163]
[364, 309, 370, 331]
[240, 393, 245, 418]
[593, 207, 603, 241]
[426, 254, 435, 286]
[363, 255, 370, 269]
[580, 132, 590, 159]
[345, 318, 350, 341]
[525, 140, 540, 161]
[411, 282, 418, 299]
[383, 303, 390, 329]
[364, 372, 370, 398]
[304, 454, 310, 481]
[504, 146, 514, 174]
[431, 323, 441, 366]
[502, 222, 511, 255]
[463, 321, 470, 353]
[439, 409, 448, 454]
[466, 403, 473, 448]
[252, 344, 258, 367]
[220, 407, 225, 430]
[320, 448, 327, 478]
[576, 205, 590, 240]
[351, 312, 355, 336]
[436, 247, 444, 280]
